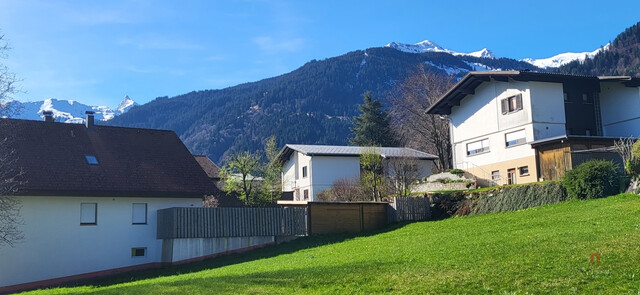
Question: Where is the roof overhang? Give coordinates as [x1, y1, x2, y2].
[426, 71, 640, 115]
[529, 135, 624, 148]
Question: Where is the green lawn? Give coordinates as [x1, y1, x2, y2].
[24, 194, 640, 294]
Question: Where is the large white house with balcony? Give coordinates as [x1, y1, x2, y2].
[426, 71, 640, 186]
[276, 144, 437, 203]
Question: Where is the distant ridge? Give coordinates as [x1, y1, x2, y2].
[8, 95, 138, 123]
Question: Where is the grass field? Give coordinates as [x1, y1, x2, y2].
[23, 194, 640, 294]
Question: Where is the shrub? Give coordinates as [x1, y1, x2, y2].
[448, 169, 465, 176]
[563, 160, 621, 200]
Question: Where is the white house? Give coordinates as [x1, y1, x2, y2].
[426, 71, 640, 185]
[0, 113, 214, 292]
[276, 144, 437, 203]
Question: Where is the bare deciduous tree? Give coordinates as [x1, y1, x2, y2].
[315, 178, 367, 202]
[385, 155, 422, 197]
[389, 65, 455, 172]
[0, 139, 24, 247]
[0, 32, 23, 248]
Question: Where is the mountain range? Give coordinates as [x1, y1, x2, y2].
[13, 21, 640, 165]
[7, 95, 137, 123]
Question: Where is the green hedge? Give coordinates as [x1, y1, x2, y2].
[426, 181, 568, 219]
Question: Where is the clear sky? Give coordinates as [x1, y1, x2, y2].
[0, 0, 638, 108]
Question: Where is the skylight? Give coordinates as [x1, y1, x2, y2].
[85, 155, 99, 165]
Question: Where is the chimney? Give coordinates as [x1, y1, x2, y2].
[85, 111, 95, 129]
[43, 111, 54, 122]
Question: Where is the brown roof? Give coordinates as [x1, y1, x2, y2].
[0, 118, 214, 198]
[426, 71, 640, 115]
[193, 155, 221, 179]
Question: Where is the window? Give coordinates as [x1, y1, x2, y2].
[80, 203, 97, 225]
[500, 94, 523, 114]
[582, 93, 592, 104]
[467, 139, 490, 156]
[303, 189, 309, 200]
[85, 155, 99, 165]
[302, 166, 308, 178]
[131, 247, 146, 257]
[519, 166, 529, 176]
[132, 203, 147, 225]
[491, 170, 500, 181]
[563, 93, 569, 102]
[505, 130, 526, 147]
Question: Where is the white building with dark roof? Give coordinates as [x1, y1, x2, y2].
[276, 144, 437, 203]
[426, 71, 640, 185]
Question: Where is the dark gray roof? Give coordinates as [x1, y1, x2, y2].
[277, 144, 437, 163]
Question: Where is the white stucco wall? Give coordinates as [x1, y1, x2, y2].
[600, 83, 640, 137]
[309, 156, 361, 200]
[449, 80, 536, 170]
[0, 196, 201, 288]
[529, 81, 567, 140]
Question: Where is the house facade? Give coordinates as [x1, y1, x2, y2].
[426, 71, 640, 185]
[276, 145, 437, 203]
[0, 114, 214, 292]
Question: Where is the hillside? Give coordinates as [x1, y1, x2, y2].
[108, 47, 539, 163]
[28, 194, 640, 294]
[559, 21, 640, 76]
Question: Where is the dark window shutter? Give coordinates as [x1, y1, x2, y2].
[516, 94, 523, 110]
[501, 98, 508, 114]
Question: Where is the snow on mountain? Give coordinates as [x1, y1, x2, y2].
[7, 95, 137, 123]
[521, 44, 610, 69]
[115, 95, 137, 114]
[385, 40, 497, 59]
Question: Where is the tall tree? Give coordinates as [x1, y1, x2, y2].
[221, 151, 262, 206]
[221, 135, 283, 206]
[261, 135, 283, 203]
[350, 91, 397, 147]
[0, 32, 23, 247]
[389, 65, 455, 172]
[360, 148, 386, 202]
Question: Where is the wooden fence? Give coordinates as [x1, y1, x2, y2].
[157, 207, 307, 239]
[307, 202, 387, 234]
[388, 197, 431, 222]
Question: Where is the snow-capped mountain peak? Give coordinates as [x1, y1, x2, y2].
[466, 48, 496, 59]
[8, 96, 137, 123]
[521, 43, 611, 69]
[385, 40, 497, 59]
[116, 95, 138, 114]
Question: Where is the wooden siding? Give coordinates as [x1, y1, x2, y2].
[157, 207, 307, 239]
[537, 143, 571, 181]
[388, 197, 431, 222]
[308, 202, 387, 234]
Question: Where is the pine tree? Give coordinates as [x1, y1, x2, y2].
[349, 91, 397, 147]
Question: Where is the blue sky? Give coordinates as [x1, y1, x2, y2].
[0, 0, 638, 108]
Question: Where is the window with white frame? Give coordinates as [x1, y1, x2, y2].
[132, 203, 147, 225]
[80, 203, 97, 225]
[505, 130, 526, 147]
[491, 170, 500, 181]
[500, 94, 523, 114]
[302, 166, 308, 178]
[467, 139, 490, 156]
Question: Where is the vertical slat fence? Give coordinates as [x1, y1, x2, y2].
[157, 207, 307, 239]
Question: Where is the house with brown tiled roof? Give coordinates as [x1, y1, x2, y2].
[0, 112, 214, 292]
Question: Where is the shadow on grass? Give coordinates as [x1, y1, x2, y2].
[46, 222, 411, 291]
[62, 261, 400, 295]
